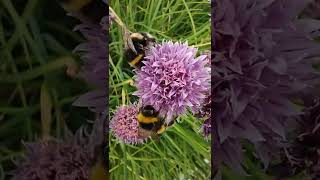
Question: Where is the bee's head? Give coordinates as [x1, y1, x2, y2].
[130, 32, 156, 42]
[130, 33, 145, 41]
[140, 105, 158, 117]
[141, 32, 156, 42]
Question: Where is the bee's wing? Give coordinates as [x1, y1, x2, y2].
[138, 128, 154, 139]
[164, 116, 177, 128]
[123, 29, 137, 55]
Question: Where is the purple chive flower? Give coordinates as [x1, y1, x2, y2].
[12, 141, 92, 180]
[213, 0, 320, 174]
[110, 105, 147, 144]
[291, 98, 320, 179]
[72, 15, 108, 115]
[60, 0, 108, 115]
[11, 118, 104, 180]
[134, 41, 210, 123]
[202, 118, 212, 137]
[267, 98, 320, 179]
[58, 0, 108, 114]
[302, 0, 320, 19]
[196, 94, 212, 137]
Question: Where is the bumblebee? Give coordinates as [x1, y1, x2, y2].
[125, 32, 156, 68]
[137, 105, 167, 139]
[57, 0, 107, 23]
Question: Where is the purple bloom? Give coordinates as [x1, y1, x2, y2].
[267, 98, 320, 179]
[212, 0, 320, 175]
[110, 105, 147, 144]
[11, 118, 104, 180]
[202, 118, 212, 137]
[292, 98, 320, 179]
[302, 0, 320, 19]
[134, 41, 210, 123]
[72, 15, 108, 115]
[197, 94, 212, 137]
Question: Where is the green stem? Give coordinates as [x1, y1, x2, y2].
[110, 79, 134, 88]
[0, 56, 75, 83]
[109, 6, 127, 30]
[109, 6, 133, 50]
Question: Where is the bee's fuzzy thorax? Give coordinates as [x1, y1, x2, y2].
[130, 33, 145, 40]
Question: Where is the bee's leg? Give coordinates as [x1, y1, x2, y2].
[167, 120, 175, 127]
[165, 117, 177, 128]
[156, 125, 166, 134]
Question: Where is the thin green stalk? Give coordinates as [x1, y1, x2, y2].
[0, 56, 75, 83]
[0, 21, 31, 139]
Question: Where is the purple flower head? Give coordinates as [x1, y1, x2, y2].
[110, 105, 147, 144]
[267, 98, 320, 179]
[12, 141, 90, 180]
[197, 94, 212, 119]
[202, 118, 212, 137]
[293, 98, 320, 179]
[134, 41, 210, 123]
[302, 0, 320, 19]
[197, 95, 212, 137]
[62, 0, 107, 116]
[72, 15, 108, 115]
[213, 0, 320, 175]
[11, 118, 104, 180]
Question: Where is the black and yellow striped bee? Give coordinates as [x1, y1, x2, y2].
[137, 105, 168, 139]
[57, 0, 107, 23]
[125, 32, 156, 68]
